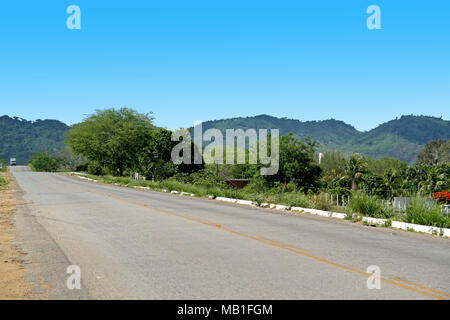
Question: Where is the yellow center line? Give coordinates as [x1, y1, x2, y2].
[391, 277, 450, 298]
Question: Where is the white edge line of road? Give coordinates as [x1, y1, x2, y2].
[70, 173, 450, 238]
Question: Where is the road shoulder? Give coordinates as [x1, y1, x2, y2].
[0, 171, 33, 299]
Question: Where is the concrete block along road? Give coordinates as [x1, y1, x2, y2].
[8, 166, 450, 299]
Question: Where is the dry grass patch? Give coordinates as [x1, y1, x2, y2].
[0, 172, 33, 299]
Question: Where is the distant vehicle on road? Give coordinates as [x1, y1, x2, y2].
[10, 158, 17, 166]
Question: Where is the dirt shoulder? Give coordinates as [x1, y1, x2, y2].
[0, 171, 33, 299]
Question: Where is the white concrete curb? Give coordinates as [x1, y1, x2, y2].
[216, 197, 237, 203]
[236, 199, 255, 206]
[362, 217, 386, 224]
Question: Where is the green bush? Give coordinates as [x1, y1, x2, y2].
[404, 197, 449, 228]
[311, 193, 333, 211]
[0, 159, 6, 172]
[0, 175, 8, 190]
[278, 192, 311, 208]
[347, 191, 394, 219]
[29, 152, 66, 172]
[87, 161, 104, 175]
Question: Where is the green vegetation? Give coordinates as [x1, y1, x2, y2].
[417, 139, 450, 165]
[0, 174, 9, 190]
[346, 191, 394, 219]
[1, 114, 448, 165]
[0, 116, 69, 165]
[403, 197, 450, 228]
[29, 152, 67, 172]
[197, 114, 450, 164]
[0, 159, 6, 172]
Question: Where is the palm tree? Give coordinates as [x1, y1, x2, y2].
[346, 154, 368, 190]
[420, 166, 446, 194]
[382, 168, 398, 200]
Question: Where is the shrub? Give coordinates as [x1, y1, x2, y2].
[311, 193, 333, 211]
[0, 175, 8, 190]
[29, 152, 66, 172]
[347, 191, 394, 219]
[87, 161, 104, 175]
[404, 197, 449, 228]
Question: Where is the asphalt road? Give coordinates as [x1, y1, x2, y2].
[9, 166, 450, 299]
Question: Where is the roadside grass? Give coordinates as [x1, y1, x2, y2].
[69, 173, 450, 231]
[402, 197, 450, 228]
[346, 191, 394, 219]
[77, 174, 342, 210]
[0, 174, 9, 191]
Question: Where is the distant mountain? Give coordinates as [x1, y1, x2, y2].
[0, 116, 69, 165]
[1, 114, 448, 165]
[195, 115, 450, 164]
[199, 115, 359, 149]
[342, 115, 450, 163]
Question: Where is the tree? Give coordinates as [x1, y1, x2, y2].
[419, 164, 448, 194]
[319, 151, 347, 176]
[381, 168, 399, 200]
[265, 134, 322, 190]
[66, 108, 155, 176]
[368, 157, 408, 176]
[136, 128, 178, 180]
[346, 154, 368, 190]
[29, 152, 66, 172]
[54, 145, 87, 171]
[417, 139, 450, 165]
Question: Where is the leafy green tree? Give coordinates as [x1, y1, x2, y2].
[265, 134, 321, 190]
[381, 168, 400, 200]
[66, 108, 155, 176]
[368, 157, 408, 176]
[360, 173, 383, 196]
[319, 151, 347, 176]
[346, 154, 368, 190]
[417, 139, 450, 165]
[54, 146, 87, 171]
[137, 128, 178, 180]
[419, 165, 448, 194]
[29, 152, 66, 172]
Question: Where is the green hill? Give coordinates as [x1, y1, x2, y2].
[0, 116, 69, 165]
[1, 114, 448, 165]
[195, 114, 450, 164]
[199, 115, 359, 149]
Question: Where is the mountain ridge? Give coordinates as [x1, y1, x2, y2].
[0, 114, 448, 165]
[194, 114, 449, 164]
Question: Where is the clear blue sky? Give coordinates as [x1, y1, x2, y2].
[0, 1, 449, 131]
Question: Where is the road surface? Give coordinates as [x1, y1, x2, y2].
[9, 166, 450, 299]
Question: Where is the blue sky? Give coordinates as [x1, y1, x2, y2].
[0, 0, 449, 131]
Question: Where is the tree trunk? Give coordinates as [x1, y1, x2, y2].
[351, 179, 357, 190]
